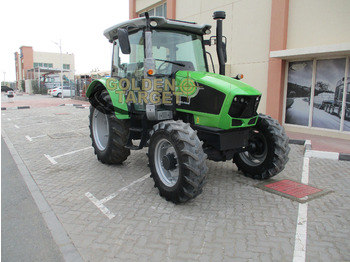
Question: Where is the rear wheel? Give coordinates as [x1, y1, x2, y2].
[148, 120, 208, 203]
[234, 114, 290, 180]
[89, 105, 130, 164]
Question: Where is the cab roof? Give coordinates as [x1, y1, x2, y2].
[103, 16, 211, 42]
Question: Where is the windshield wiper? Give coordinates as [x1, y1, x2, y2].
[155, 59, 185, 67]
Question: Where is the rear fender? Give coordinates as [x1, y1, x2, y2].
[86, 78, 130, 119]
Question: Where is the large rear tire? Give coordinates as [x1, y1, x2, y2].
[234, 114, 290, 180]
[89, 105, 130, 164]
[148, 120, 208, 203]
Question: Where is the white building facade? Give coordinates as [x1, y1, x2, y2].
[129, 0, 350, 139]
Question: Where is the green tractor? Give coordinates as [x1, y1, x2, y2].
[87, 11, 290, 203]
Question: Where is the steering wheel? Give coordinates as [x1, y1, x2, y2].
[157, 61, 171, 74]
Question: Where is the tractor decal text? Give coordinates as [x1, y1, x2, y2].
[106, 77, 200, 105]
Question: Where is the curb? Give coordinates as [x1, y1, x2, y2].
[2, 104, 89, 110]
[2, 106, 30, 110]
[289, 139, 350, 162]
[59, 104, 90, 108]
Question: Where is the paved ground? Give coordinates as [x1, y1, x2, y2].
[2, 137, 64, 262]
[1, 94, 350, 261]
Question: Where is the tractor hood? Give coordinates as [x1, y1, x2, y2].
[175, 71, 262, 130]
[176, 71, 262, 97]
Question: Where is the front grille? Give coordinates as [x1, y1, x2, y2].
[228, 95, 260, 118]
[232, 119, 242, 126]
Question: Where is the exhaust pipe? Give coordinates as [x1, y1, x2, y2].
[213, 11, 226, 75]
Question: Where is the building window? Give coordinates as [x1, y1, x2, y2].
[63, 64, 70, 70]
[139, 2, 167, 18]
[285, 57, 350, 132]
[34, 63, 53, 68]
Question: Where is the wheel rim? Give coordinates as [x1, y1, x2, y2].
[239, 131, 268, 166]
[92, 109, 109, 151]
[154, 138, 179, 187]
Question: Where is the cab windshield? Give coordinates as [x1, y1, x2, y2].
[112, 29, 207, 79]
[152, 30, 207, 74]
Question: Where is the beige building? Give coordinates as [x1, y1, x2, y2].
[129, 0, 350, 139]
[15, 46, 75, 93]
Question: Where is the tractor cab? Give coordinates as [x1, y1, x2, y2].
[105, 16, 211, 79]
[110, 19, 209, 79]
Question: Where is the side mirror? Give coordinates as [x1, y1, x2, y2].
[117, 28, 131, 54]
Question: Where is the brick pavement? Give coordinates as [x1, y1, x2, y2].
[2, 104, 350, 261]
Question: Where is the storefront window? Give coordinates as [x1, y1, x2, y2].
[343, 65, 350, 131]
[285, 57, 350, 133]
[285, 61, 313, 126]
[312, 58, 346, 130]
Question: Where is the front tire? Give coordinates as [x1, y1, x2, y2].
[148, 120, 208, 203]
[234, 114, 290, 180]
[89, 106, 130, 164]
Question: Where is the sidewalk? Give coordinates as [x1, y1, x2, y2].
[287, 130, 350, 155]
[1, 93, 89, 110]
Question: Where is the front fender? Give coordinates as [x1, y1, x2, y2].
[87, 78, 130, 119]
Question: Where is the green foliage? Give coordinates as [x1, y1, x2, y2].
[31, 80, 47, 94]
[20, 80, 25, 92]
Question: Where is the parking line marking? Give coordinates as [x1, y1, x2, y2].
[293, 141, 310, 262]
[44, 154, 58, 164]
[86, 174, 150, 219]
[99, 174, 150, 204]
[14, 119, 81, 129]
[305, 150, 339, 160]
[44, 146, 92, 164]
[293, 202, 308, 262]
[26, 134, 47, 141]
[85, 192, 116, 220]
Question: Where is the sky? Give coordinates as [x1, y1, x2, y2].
[0, 0, 129, 82]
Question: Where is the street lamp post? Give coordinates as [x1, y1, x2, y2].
[53, 39, 64, 99]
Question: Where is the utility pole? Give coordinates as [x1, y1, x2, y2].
[53, 39, 64, 99]
[2, 71, 5, 86]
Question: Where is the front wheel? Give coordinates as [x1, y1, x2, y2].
[234, 114, 290, 180]
[148, 120, 208, 203]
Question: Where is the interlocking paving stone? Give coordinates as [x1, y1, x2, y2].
[2, 106, 350, 261]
